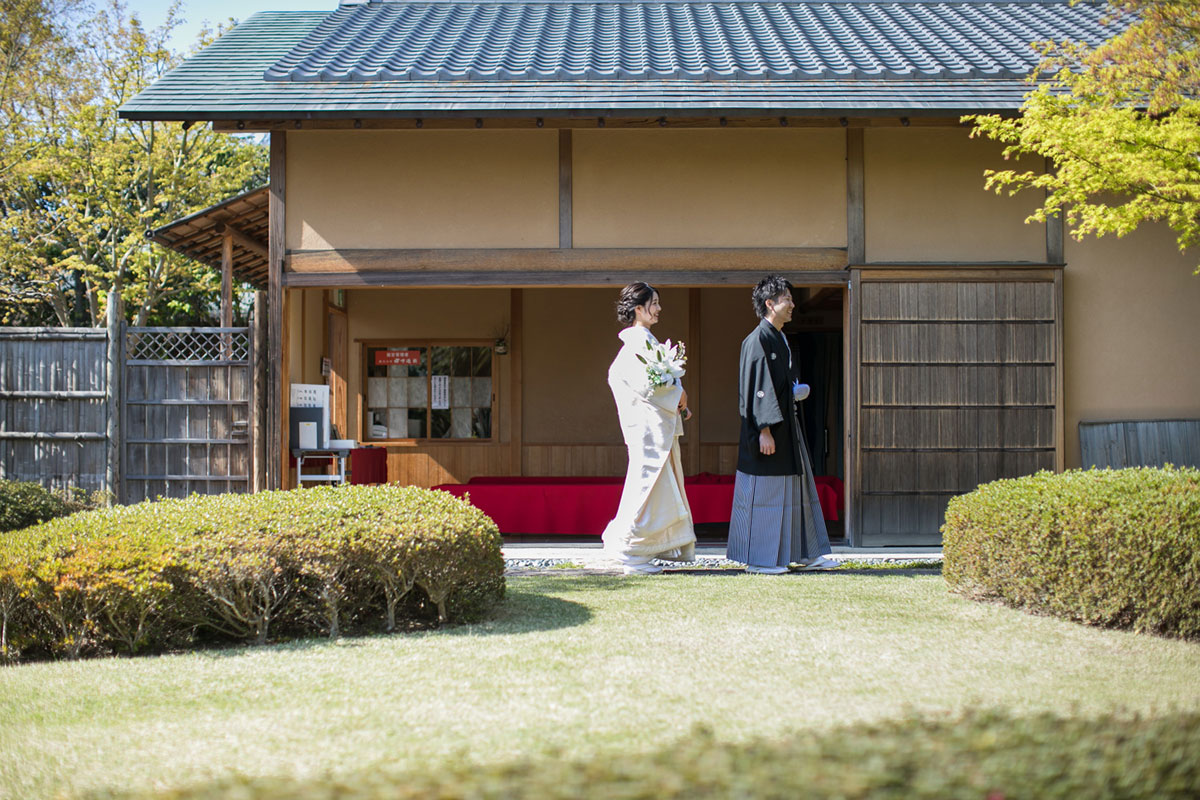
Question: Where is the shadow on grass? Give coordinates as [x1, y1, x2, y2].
[188, 586, 595, 659]
[93, 708, 1200, 800]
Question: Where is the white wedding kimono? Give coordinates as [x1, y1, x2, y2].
[601, 326, 697, 563]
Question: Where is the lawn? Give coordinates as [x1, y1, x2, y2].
[1, 571, 1198, 798]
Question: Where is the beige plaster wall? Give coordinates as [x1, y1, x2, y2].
[698, 288, 760, 443]
[285, 290, 302, 386]
[1063, 227, 1200, 467]
[572, 129, 846, 247]
[342, 288, 512, 441]
[286, 131, 559, 250]
[865, 128, 1046, 263]
[522, 288, 690, 444]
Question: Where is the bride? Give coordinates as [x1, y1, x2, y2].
[602, 282, 697, 575]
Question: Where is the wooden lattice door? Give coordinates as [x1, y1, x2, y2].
[850, 270, 1063, 545]
[123, 327, 253, 502]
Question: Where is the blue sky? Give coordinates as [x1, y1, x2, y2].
[123, 1, 338, 51]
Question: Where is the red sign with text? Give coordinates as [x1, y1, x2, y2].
[374, 349, 421, 367]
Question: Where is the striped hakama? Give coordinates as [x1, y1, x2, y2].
[727, 442, 831, 567]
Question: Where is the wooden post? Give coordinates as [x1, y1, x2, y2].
[686, 288, 701, 476]
[844, 270, 861, 546]
[267, 132, 286, 489]
[221, 232, 234, 359]
[846, 128, 865, 266]
[105, 289, 123, 505]
[558, 130, 572, 249]
[1046, 159, 1065, 265]
[1053, 268, 1065, 472]
[253, 290, 268, 492]
[220, 233, 234, 328]
[509, 288, 523, 475]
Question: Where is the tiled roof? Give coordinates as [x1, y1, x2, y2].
[266, 0, 1111, 82]
[119, 0, 1124, 120]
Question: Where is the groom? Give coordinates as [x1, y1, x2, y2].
[727, 276, 838, 574]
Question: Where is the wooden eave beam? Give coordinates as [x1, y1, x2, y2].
[215, 222, 269, 259]
[287, 247, 847, 274]
[213, 116, 968, 133]
[284, 269, 851, 288]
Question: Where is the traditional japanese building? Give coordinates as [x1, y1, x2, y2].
[123, 0, 1200, 545]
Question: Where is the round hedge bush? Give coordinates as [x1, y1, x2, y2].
[943, 466, 1200, 639]
[0, 480, 95, 534]
[0, 485, 504, 662]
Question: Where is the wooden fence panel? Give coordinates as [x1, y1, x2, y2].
[1079, 420, 1200, 469]
[123, 328, 253, 503]
[0, 329, 108, 494]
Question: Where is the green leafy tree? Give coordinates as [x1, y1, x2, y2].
[0, 1, 266, 326]
[968, 0, 1200, 273]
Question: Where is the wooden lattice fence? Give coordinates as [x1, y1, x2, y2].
[0, 319, 259, 503]
[0, 328, 110, 495]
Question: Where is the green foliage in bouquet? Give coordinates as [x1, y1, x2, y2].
[0, 485, 504, 662]
[943, 467, 1200, 639]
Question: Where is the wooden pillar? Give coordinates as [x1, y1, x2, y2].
[558, 130, 572, 249]
[220, 233, 234, 328]
[1046, 159, 1065, 264]
[509, 288, 523, 475]
[280, 287, 291, 489]
[105, 289, 123, 506]
[846, 128, 865, 266]
[267, 132, 286, 490]
[686, 288, 701, 476]
[252, 290, 268, 492]
[845, 269, 861, 546]
[1053, 268, 1065, 472]
[220, 232, 234, 360]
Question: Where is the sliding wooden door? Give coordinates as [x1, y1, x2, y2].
[851, 269, 1063, 545]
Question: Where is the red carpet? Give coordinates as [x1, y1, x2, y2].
[432, 473, 843, 536]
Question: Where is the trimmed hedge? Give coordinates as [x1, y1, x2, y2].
[0, 480, 96, 534]
[943, 467, 1200, 639]
[0, 485, 504, 662]
[94, 711, 1200, 799]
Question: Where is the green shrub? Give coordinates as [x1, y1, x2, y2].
[0, 485, 504, 662]
[93, 710, 1200, 800]
[0, 480, 96, 534]
[944, 467, 1200, 639]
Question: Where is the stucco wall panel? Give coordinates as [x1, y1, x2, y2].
[865, 128, 1045, 263]
[287, 131, 559, 250]
[572, 129, 846, 248]
[523, 287, 689, 444]
[1063, 227, 1200, 467]
[699, 287, 759, 443]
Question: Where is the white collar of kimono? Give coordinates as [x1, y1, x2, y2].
[618, 325, 657, 345]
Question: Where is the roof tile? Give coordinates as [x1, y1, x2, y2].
[262, 1, 1112, 82]
[118, 1, 1126, 119]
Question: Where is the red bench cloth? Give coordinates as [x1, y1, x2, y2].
[433, 473, 844, 535]
[350, 447, 388, 485]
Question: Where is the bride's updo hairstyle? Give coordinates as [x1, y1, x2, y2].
[616, 282, 656, 324]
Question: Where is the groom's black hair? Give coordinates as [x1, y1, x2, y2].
[752, 275, 793, 319]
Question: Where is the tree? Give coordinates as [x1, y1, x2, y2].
[968, 0, 1200, 273]
[0, 1, 266, 326]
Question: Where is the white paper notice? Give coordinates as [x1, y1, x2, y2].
[431, 375, 450, 409]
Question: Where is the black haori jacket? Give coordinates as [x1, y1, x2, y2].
[736, 318, 803, 477]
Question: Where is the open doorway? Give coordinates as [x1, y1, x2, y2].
[784, 286, 846, 543]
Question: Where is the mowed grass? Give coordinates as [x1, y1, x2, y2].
[1, 572, 1198, 798]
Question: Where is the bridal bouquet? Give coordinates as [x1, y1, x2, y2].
[635, 338, 687, 389]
